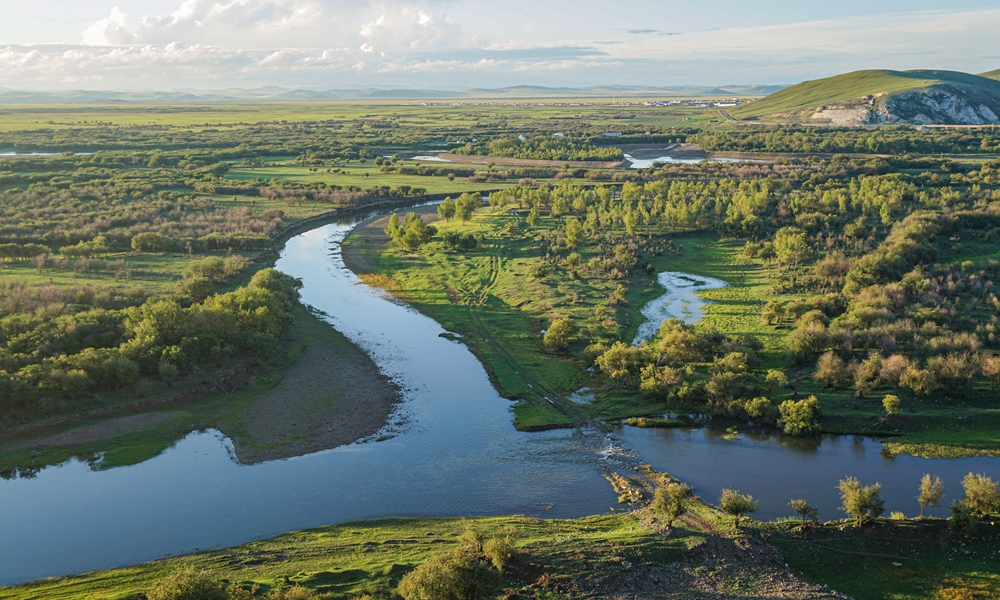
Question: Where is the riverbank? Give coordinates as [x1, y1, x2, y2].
[0, 305, 402, 472]
[5, 491, 996, 600]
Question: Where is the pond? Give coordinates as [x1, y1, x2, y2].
[624, 153, 744, 168]
[633, 271, 728, 343]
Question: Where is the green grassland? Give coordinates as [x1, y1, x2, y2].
[4, 491, 997, 600]
[224, 160, 514, 195]
[0, 100, 721, 133]
[732, 69, 1000, 119]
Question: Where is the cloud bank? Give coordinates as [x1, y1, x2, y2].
[1, 2, 999, 89]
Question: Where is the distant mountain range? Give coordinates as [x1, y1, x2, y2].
[732, 69, 1000, 125]
[0, 84, 786, 104]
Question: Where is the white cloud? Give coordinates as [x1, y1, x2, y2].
[0, 3, 997, 89]
[81, 7, 138, 46]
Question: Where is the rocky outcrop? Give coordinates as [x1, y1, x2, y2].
[873, 85, 1000, 125]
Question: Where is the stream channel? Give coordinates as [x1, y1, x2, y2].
[0, 208, 997, 584]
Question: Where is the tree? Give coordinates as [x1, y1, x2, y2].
[917, 474, 944, 519]
[778, 396, 821, 436]
[838, 477, 884, 527]
[653, 482, 693, 529]
[564, 216, 584, 248]
[959, 473, 1000, 519]
[595, 341, 647, 388]
[719, 489, 758, 528]
[543, 318, 574, 353]
[900, 366, 939, 398]
[526, 206, 540, 227]
[773, 227, 810, 270]
[437, 197, 456, 221]
[385, 213, 402, 242]
[813, 351, 848, 389]
[765, 369, 788, 390]
[882, 394, 901, 415]
[455, 193, 480, 223]
[852, 355, 882, 398]
[788, 499, 819, 527]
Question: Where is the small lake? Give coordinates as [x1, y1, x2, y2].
[0, 208, 996, 585]
[633, 271, 727, 343]
[0, 151, 93, 156]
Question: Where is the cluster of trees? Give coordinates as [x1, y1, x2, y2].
[452, 135, 624, 162]
[690, 126, 1000, 155]
[0, 269, 300, 423]
[654, 471, 999, 535]
[385, 213, 437, 252]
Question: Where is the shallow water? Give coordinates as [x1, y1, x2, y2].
[618, 424, 998, 521]
[633, 271, 728, 343]
[624, 153, 743, 168]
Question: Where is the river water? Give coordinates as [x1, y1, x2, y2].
[0, 210, 997, 585]
[633, 271, 728, 344]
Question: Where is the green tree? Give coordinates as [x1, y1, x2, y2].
[437, 197, 456, 221]
[455, 193, 480, 223]
[543, 318, 574, 353]
[595, 342, 647, 388]
[838, 477, 885, 527]
[882, 394, 901, 415]
[788, 499, 819, 527]
[526, 206, 540, 227]
[653, 482, 693, 529]
[385, 213, 402, 242]
[397, 552, 500, 600]
[959, 473, 1000, 519]
[917, 474, 944, 519]
[777, 396, 821, 436]
[564, 216, 584, 248]
[719, 489, 759, 528]
[773, 227, 810, 270]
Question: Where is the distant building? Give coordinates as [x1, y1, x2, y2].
[603, 132, 622, 137]
[553, 133, 564, 138]
[518, 135, 527, 141]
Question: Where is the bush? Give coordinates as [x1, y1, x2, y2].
[653, 482, 693, 528]
[719, 489, 758, 527]
[396, 552, 500, 600]
[543, 318, 574, 353]
[777, 396, 821, 436]
[838, 477, 885, 526]
[147, 568, 227, 600]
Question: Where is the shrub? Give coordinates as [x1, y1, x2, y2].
[958, 473, 1000, 519]
[777, 396, 821, 436]
[543, 318, 574, 353]
[838, 477, 884, 526]
[719, 489, 758, 527]
[788, 499, 818, 526]
[147, 568, 226, 600]
[396, 552, 500, 600]
[653, 482, 693, 528]
[813, 351, 848, 389]
[917, 474, 945, 518]
[882, 394, 901, 415]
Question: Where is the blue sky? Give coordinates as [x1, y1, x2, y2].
[0, 0, 998, 90]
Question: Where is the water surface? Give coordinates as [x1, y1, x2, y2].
[633, 271, 728, 343]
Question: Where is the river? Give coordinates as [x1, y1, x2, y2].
[0, 209, 996, 585]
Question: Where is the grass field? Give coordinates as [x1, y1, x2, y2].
[3, 491, 997, 600]
[0, 100, 722, 133]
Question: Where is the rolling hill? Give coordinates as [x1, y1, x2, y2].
[732, 69, 1000, 125]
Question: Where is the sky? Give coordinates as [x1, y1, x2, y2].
[0, 0, 999, 90]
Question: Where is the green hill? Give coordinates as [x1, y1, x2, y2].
[732, 69, 1000, 123]
[980, 68, 1000, 81]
